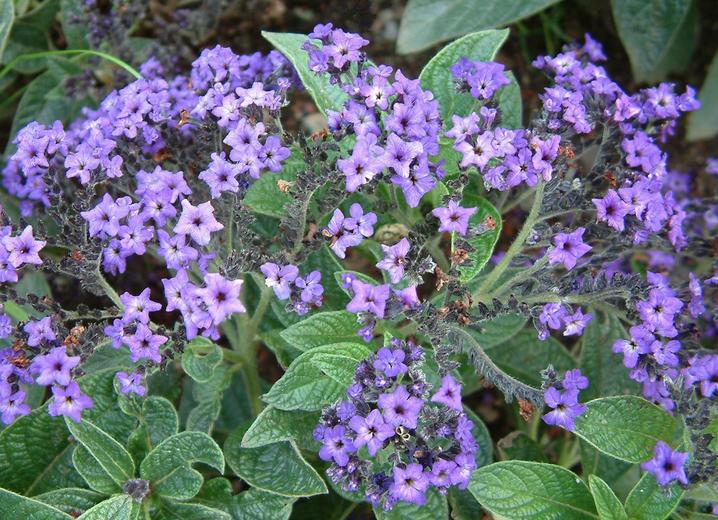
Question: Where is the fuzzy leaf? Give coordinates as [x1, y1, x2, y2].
[181, 338, 223, 383]
[262, 342, 369, 411]
[452, 195, 502, 283]
[231, 488, 295, 520]
[611, 0, 696, 83]
[155, 501, 232, 520]
[469, 461, 597, 519]
[225, 429, 327, 498]
[419, 29, 511, 121]
[0, 487, 72, 519]
[687, 50, 718, 141]
[127, 396, 179, 462]
[279, 311, 362, 350]
[243, 152, 305, 218]
[140, 432, 224, 500]
[0, 0, 13, 66]
[573, 396, 679, 463]
[497, 432, 548, 463]
[589, 475, 628, 520]
[261, 31, 347, 115]
[65, 418, 135, 489]
[397, 0, 560, 54]
[241, 406, 319, 449]
[374, 488, 448, 519]
[76, 495, 133, 520]
[33, 489, 105, 516]
[72, 446, 120, 494]
[624, 472, 682, 520]
[465, 314, 528, 349]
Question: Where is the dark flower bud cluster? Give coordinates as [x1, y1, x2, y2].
[314, 337, 479, 510]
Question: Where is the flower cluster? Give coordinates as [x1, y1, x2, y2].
[315, 338, 479, 509]
[451, 58, 510, 100]
[322, 203, 377, 259]
[541, 368, 588, 431]
[260, 263, 324, 315]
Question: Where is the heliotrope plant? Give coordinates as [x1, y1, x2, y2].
[0, 20, 716, 520]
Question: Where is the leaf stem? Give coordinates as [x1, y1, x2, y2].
[0, 49, 141, 81]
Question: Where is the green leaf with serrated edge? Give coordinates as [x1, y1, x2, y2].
[374, 488, 448, 519]
[231, 488, 295, 520]
[0, 487, 73, 519]
[624, 472, 682, 520]
[419, 29, 508, 121]
[573, 396, 679, 463]
[140, 432, 224, 500]
[301, 245, 349, 310]
[688, 50, 718, 141]
[244, 151, 305, 218]
[262, 31, 347, 115]
[76, 495, 132, 520]
[127, 396, 178, 463]
[484, 328, 575, 387]
[469, 461, 598, 519]
[0, 368, 135, 495]
[579, 311, 640, 401]
[611, 0, 696, 83]
[397, 0, 560, 54]
[225, 428, 327, 498]
[262, 342, 369, 411]
[72, 446, 119, 494]
[34, 488, 105, 516]
[452, 195, 502, 283]
[65, 418, 135, 488]
[155, 501, 232, 520]
[580, 441, 639, 502]
[241, 406, 319, 449]
[589, 475, 628, 520]
[279, 311, 362, 350]
[181, 338, 223, 383]
[0, 0, 13, 63]
[497, 431, 548, 463]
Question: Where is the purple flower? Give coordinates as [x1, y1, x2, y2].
[382, 134, 422, 178]
[261, 263, 299, 300]
[539, 303, 567, 331]
[0, 389, 30, 425]
[23, 317, 56, 347]
[376, 238, 410, 284]
[431, 375, 463, 411]
[687, 355, 718, 397]
[4, 226, 45, 267]
[199, 152, 241, 198]
[373, 348, 408, 377]
[125, 324, 167, 364]
[348, 409, 395, 456]
[432, 201, 477, 235]
[319, 425, 357, 466]
[548, 227, 592, 270]
[346, 281, 391, 319]
[390, 464, 429, 506]
[562, 309, 593, 336]
[174, 200, 224, 246]
[641, 441, 689, 486]
[542, 387, 586, 431]
[116, 371, 147, 396]
[378, 385, 423, 429]
[593, 190, 631, 231]
[562, 369, 589, 391]
[429, 459, 459, 488]
[636, 287, 683, 338]
[120, 288, 162, 324]
[296, 271, 324, 305]
[323, 209, 363, 259]
[31, 347, 80, 386]
[48, 381, 93, 423]
[343, 204, 376, 238]
[197, 273, 246, 323]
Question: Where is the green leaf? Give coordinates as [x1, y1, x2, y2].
[0, 369, 135, 495]
[301, 245, 349, 310]
[624, 472, 682, 520]
[464, 405, 493, 467]
[497, 432, 548, 463]
[241, 406, 319, 449]
[448, 488, 484, 520]
[231, 488, 295, 520]
[262, 342, 369, 411]
[311, 352, 362, 385]
[59, 0, 88, 49]
[72, 446, 121, 494]
[452, 195, 502, 283]
[76, 495, 133, 520]
[140, 432, 224, 500]
[65, 418, 135, 490]
[279, 311, 362, 350]
[484, 328, 575, 387]
[0, 487, 73, 519]
[419, 29, 509, 121]
[225, 429, 327, 498]
[374, 488, 448, 519]
[469, 461, 598, 519]
[589, 475, 628, 520]
[580, 441, 638, 502]
[261, 31, 347, 115]
[2, 21, 49, 74]
[397, 0, 560, 54]
[0, 0, 13, 63]
[34, 488, 105, 516]
[579, 311, 640, 400]
[611, 0, 696, 83]
[687, 50, 718, 141]
[244, 151, 304, 218]
[155, 501, 232, 520]
[573, 396, 679, 463]
[181, 338, 223, 383]
[465, 314, 528, 349]
[126, 396, 178, 462]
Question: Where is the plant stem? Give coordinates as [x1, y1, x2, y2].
[96, 268, 123, 308]
[0, 49, 141, 81]
[475, 180, 545, 296]
[521, 288, 629, 306]
[489, 255, 549, 300]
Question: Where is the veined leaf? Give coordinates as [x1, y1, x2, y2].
[76, 495, 133, 520]
[0, 487, 72, 519]
[589, 475, 628, 520]
[241, 406, 319, 449]
[624, 472, 682, 520]
[279, 311, 362, 350]
[452, 195, 502, 283]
